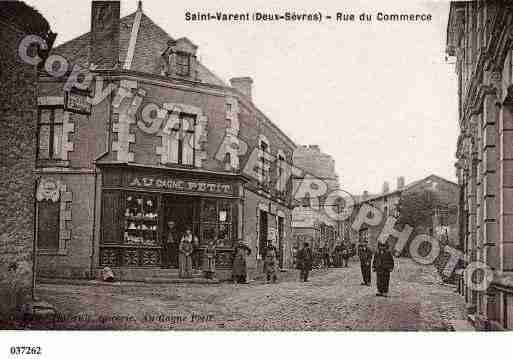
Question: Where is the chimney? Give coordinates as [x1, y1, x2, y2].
[382, 181, 390, 194]
[362, 190, 369, 201]
[397, 176, 405, 190]
[230, 77, 253, 101]
[90, 1, 120, 69]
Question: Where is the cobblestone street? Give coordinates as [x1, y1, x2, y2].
[32, 258, 470, 330]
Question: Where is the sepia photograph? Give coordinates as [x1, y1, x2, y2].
[1, 0, 512, 354]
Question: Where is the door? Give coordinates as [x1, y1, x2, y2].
[163, 196, 195, 268]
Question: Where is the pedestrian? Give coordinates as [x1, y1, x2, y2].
[323, 246, 331, 268]
[202, 239, 217, 280]
[165, 220, 177, 268]
[193, 234, 202, 270]
[178, 228, 194, 278]
[232, 240, 251, 283]
[263, 244, 278, 283]
[372, 242, 395, 297]
[291, 245, 299, 269]
[358, 241, 373, 286]
[296, 242, 313, 282]
[341, 242, 350, 268]
[333, 243, 342, 267]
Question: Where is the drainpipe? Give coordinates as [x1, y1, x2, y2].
[32, 177, 40, 300]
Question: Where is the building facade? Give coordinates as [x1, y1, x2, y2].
[343, 175, 459, 252]
[0, 2, 55, 316]
[447, 0, 513, 329]
[292, 145, 339, 253]
[35, 1, 296, 281]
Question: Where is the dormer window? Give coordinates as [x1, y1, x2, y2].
[161, 38, 198, 78]
[175, 52, 190, 76]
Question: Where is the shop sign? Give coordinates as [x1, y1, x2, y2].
[128, 175, 234, 195]
[36, 178, 61, 202]
[64, 90, 91, 115]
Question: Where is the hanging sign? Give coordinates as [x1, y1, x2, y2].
[64, 90, 91, 115]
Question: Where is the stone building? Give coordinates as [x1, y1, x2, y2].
[0, 2, 55, 317]
[34, 1, 296, 281]
[292, 145, 339, 253]
[446, 0, 513, 329]
[342, 175, 459, 252]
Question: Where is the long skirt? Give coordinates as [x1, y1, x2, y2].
[179, 253, 193, 278]
[376, 270, 391, 294]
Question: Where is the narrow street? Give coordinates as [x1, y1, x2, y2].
[33, 258, 470, 330]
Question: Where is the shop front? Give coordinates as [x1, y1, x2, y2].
[97, 165, 243, 275]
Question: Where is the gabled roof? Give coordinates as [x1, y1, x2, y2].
[51, 11, 226, 86]
[360, 174, 458, 204]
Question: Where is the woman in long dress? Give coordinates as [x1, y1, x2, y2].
[232, 241, 251, 283]
[263, 245, 278, 283]
[179, 229, 194, 278]
[202, 239, 217, 279]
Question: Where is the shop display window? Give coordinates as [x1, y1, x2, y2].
[196, 198, 235, 247]
[123, 193, 159, 246]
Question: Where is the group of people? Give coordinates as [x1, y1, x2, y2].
[166, 218, 395, 295]
[293, 240, 395, 296]
[165, 221, 217, 279]
[358, 241, 395, 297]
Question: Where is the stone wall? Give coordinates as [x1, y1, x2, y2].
[0, 5, 51, 318]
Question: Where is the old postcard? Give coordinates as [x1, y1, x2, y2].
[1, 0, 512, 349]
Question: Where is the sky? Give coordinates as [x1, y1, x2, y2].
[26, 0, 459, 195]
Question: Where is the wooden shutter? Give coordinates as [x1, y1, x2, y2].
[37, 200, 60, 249]
[101, 191, 122, 244]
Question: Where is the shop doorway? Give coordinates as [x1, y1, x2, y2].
[163, 195, 196, 268]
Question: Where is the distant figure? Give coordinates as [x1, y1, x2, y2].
[192, 234, 201, 270]
[341, 242, 350, 268]
[332, 243, 343, 267]
[297, 242, 313, 282]
[165, 221, 177, 268]
[202, 239, 217, 279]
[291, 245, 299, 269]
[264, 244, 278, 283]
[233, 240, 251, 283]
[358, 241, 373, 286]
[179, 229, 194, 278]
[372, 242, 395, 297]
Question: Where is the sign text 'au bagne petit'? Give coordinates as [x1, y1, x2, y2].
[128, 176, 234, 195]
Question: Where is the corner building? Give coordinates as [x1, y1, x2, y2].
[447, 0, 513, 329]
[36, 1, 296, 281]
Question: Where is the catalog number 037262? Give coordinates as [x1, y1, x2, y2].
[10, 347, 42, 355]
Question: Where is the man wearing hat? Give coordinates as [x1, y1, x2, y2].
[232, 240, 251, 283]
[358, 240, 373, 286]
[372, 241, 395, 296]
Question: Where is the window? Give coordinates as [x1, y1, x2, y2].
[259, 210, 268, 256]
[277, 153, 286, 192]
[197, 199, 235, 247]
[175, 52, 190, 76]
[37, 200, 60, 250]
[123, 193, 159, 246]
[169, 113, 196, 166]
[258, 138, 271, 184]
[38, 107, 63, 160]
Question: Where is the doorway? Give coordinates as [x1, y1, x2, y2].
[163, 195, 195, 268]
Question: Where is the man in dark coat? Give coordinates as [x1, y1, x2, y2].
[296, 242, 313, 282]
[372, 242, 395, 296]
[358, 241, 373, 286]
[341, 242, 350, 268]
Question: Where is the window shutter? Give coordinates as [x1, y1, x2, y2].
[37, 200, 60, 249]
